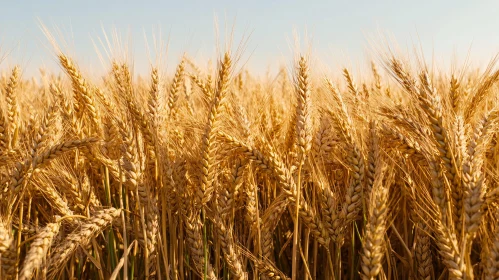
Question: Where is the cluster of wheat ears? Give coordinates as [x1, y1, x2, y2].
[0, 36, 499, 280]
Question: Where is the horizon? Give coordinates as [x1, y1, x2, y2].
[1, 1, 499, 78]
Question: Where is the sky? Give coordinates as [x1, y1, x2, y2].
[1, 0, 499, 78]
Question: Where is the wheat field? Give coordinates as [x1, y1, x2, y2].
[0, 34, 498, 280]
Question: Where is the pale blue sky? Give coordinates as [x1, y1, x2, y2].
[1, 1, 499, 77]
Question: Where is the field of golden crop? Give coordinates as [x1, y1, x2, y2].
[0, 36, 498, 280]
